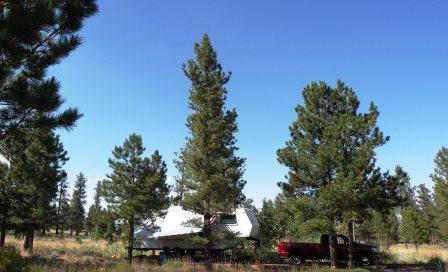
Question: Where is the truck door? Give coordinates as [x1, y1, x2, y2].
[320, 235, 331, 259]
[336, 235, 349, 260]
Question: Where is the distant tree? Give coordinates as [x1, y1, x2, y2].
[0, 0, 97, 142]
[277, 81, 404, 268]
[85, 180, 103, 237]
[102, 134, 170, 264]
[69, 173, 87, 236]
[55, 175, 70, 237]
[258, 199, 283, 249]
[400, 203, 429, 251]
[177, 35, 246, 271]
[416, 184, 436, 244]
[431, 147, 448, 241]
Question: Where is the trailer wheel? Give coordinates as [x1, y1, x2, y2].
[290, 254, 303, 266]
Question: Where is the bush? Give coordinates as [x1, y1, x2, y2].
[0, 246, 29, 272]
[428, 256, 446, 272]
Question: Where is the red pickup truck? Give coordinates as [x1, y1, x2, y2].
[277, 234, 379, 266]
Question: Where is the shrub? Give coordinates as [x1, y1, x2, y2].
[0, 246, 29, 272]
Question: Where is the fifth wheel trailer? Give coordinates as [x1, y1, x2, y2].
[133, 205, 260, 253]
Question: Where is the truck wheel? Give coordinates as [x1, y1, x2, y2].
[290, 254, 303, 266]
[359, 255, 371, 266]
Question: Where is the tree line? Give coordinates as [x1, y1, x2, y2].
[1, 1, 448, 271]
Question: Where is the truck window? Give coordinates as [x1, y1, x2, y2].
[337, 235, 348, 245]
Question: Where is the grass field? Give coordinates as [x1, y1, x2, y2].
[3, 234, 447, 271]
[388, 244, 448, 264]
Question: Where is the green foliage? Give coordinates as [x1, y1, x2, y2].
[102, 133, 170, 263]
[432, 147, 448, 241]
[276, 81, 405, 266]
[0, 0, 97, 141]
[176, 35, 246, 267]
[0, 246, 28, 272]
[416, 183, 437, 243]
[85, 180, 103, 238]
[54, 175, 70, 237]
[257, 199, 285, 248]
[69, 173, 88, 236]
[400, 205, 430, 248]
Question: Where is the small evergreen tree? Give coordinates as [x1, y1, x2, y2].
[177, 35, 246, 270]
[85, 180, 103, 238]
[431, 147, 448, 242]
[55, 175, 70, 237]
[416, 184, 436, 244]
[258, 199, 283, 249]
[400, 203, 429, 251]
[69, 173, 87, 236]
[102, 134, 170, 264]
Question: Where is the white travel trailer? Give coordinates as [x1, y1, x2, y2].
[133, 205, 260, 252]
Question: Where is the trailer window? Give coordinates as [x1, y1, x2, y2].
[220, 214, 237, 225]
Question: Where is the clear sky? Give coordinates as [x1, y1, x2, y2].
[50, 0, 448, 208]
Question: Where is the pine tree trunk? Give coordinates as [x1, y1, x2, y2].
[348, 220, 355, 269]
[127, 216, 134, 265]
[0, 204, 8, 246]
[329, 233, 338, 269]
[204, 212, 212, 271]
[23, 229, 34, 254]
[28, 230, 34, 254]
[70, 228, 73, 237]
[55, 226, 59, 235]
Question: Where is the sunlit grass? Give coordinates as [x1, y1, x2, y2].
[388, 244, 448, 264]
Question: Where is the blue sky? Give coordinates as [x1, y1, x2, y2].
[51, 0, 448, 208]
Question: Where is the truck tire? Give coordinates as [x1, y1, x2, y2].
[359, 255, 372, 266]
[290, 254, 303, 266]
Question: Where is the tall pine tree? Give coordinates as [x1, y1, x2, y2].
[277, 81, 403, 268]
[69, 173, 87, 236]
[176, 35, 246, 270]
[431, 147, 448, 241]
[102, 134, 170, 264]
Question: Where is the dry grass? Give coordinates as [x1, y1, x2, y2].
[388, 244, 448, 264]
[8, 234, 446, 271]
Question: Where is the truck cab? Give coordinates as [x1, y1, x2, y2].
[277, 234, 379, 266]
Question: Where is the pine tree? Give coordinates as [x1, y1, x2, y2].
[11, 129, 68, 253]
[55, 174, 70, 237]
[0, 0, 97, 247]
[0, 0, 97, 142]
[416, 184, 436, 244]
[69, 173, 87, 236]
[277, 81, 403, 268]
[102, 134, 170, 264]
[400, 203, 429, 251]
[177, 35, 246, 270]
[258, 199, 284, 249]
[431, 147, 448, 241]
[85, 180, 103, 238]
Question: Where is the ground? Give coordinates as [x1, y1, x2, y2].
[3, 234, 448, 271]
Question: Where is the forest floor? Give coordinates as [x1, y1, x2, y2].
[4, 234, 448, 271]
